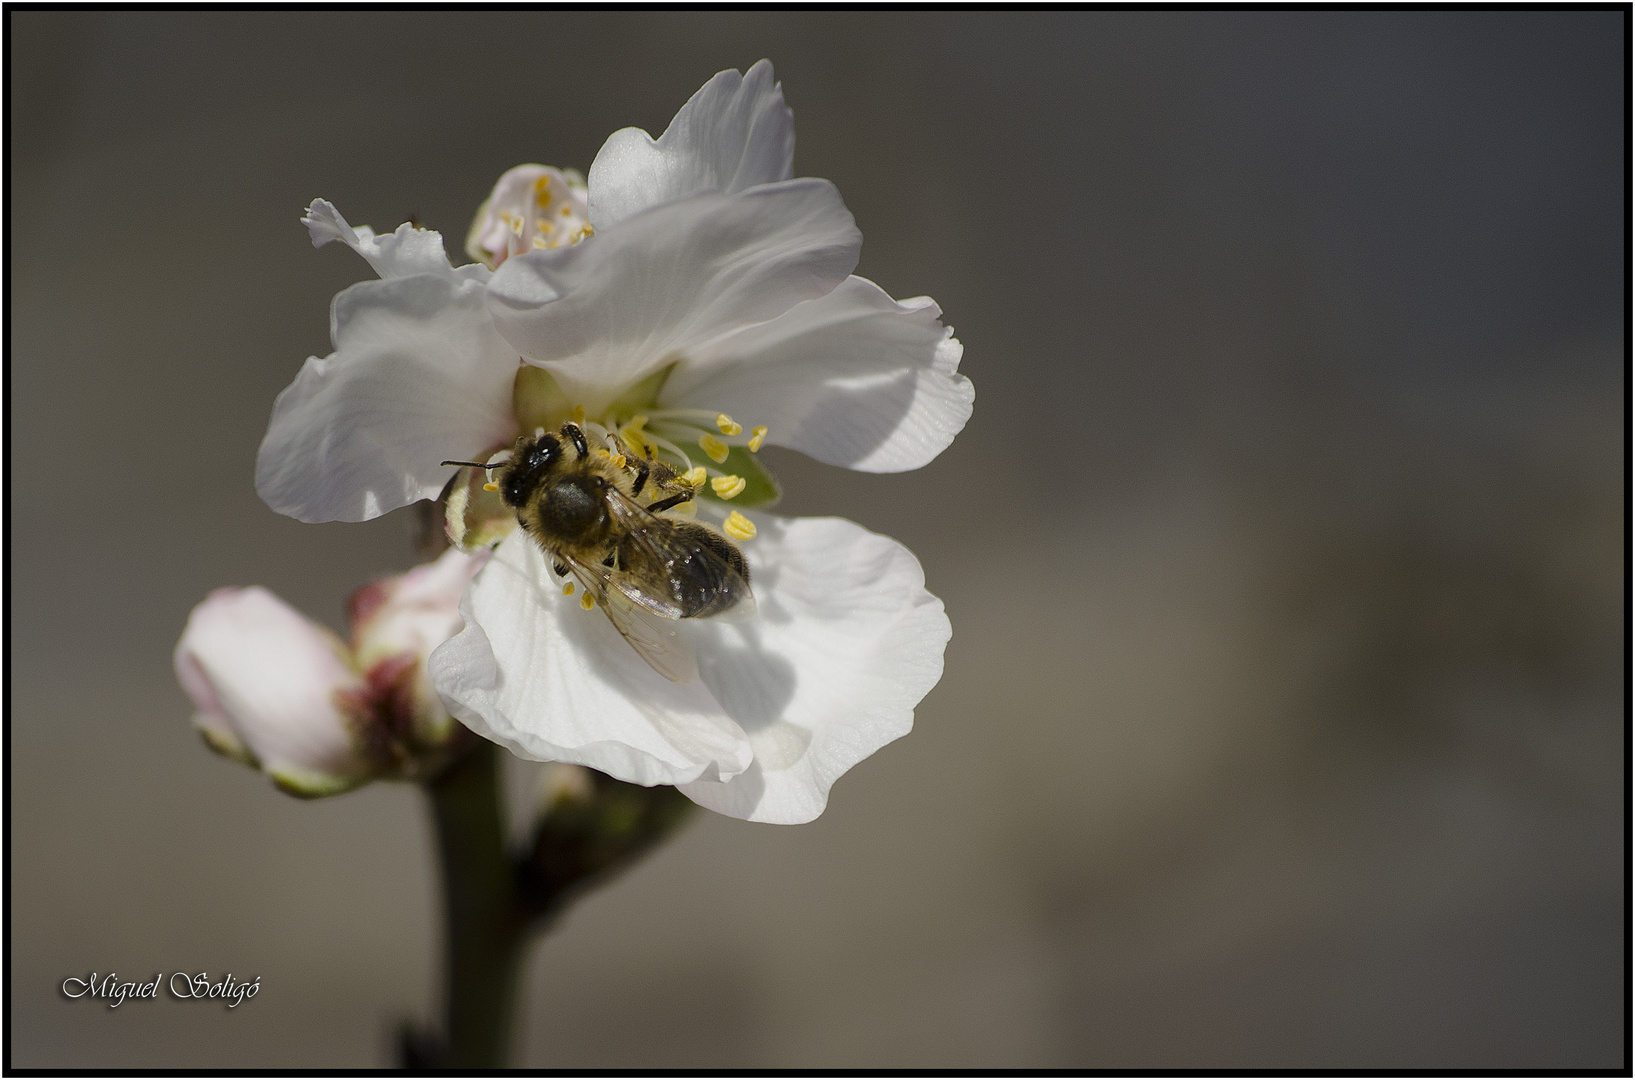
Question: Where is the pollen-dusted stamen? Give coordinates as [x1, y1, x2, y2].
[711, 475, 746, 499]
[562, 582, 575, 596]
[724, 510, 757, 541]
[579, 592, 596, 611]
[619, 415, 651, 454]
[698, 433, 730, 464]
[483, 481, 499, 492]
[571, 404, 586, 425]
[716, 413, 743, 436]
[681, 465, 707, 488]
[748, 425, 768, 452]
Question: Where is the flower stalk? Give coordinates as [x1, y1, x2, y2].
[406, 738, 698, 1067]
[423, 740, 525, 1068]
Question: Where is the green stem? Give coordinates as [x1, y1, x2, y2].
[409, 735, 699, 1068]
[425, 741, 524, 1068]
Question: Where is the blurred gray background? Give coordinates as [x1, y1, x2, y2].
[10, 10, 1625, 1069]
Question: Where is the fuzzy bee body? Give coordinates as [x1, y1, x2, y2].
[452, 423, 752, 682]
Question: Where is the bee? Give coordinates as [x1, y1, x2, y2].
[444, 422, 752, 683]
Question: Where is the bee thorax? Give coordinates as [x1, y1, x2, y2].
[538, 477, 608, 542]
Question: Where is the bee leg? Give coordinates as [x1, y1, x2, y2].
[553, 560, 570, 578]
[562, 423, 589, 459]
[630, 458, 650, 497]
[645, 491, 694, 514]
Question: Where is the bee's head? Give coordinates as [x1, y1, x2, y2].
[500, 431, 561, 508]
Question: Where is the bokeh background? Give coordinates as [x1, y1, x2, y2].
[10, 11, 1625, 1069]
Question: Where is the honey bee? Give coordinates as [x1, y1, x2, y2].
[443, 422, 753, 683]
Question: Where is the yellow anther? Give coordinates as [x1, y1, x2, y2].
[571, 404, 586, 424]
[483, 481, 499, 492]
[562, 582, 575, 596]
[699, 433, 730, 463]
[748, 425, 768, 452]
[560, 206, 573, 217]
[594, 447, 610, 460]
[619, 414, 650, 450]
[681, 465, 708, 488]
[534, 177, 553, 208]
[715, 413, 743, 436]
[580, 592, 596, 610]
[711, 474, 746, 499]
[724, 510, 757, 541]
[611, 454, 627, 469]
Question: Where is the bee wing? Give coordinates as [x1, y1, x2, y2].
[605, 490, 755, 620]
[558, 552, 700, 684]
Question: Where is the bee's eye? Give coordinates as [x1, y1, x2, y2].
[499, 434, 562, 508]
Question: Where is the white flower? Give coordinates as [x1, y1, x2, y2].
[174, 548, 484, 796]
[253, 61, 972, 822]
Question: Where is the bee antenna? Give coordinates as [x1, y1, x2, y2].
[441, 459, 495, 469]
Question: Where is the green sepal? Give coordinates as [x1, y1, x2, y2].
[268, 766, 365, 800]
[198, 723, 257, 768]
[699, 445, 781, 509]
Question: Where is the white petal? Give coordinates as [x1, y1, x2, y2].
[174, 587, 370, 792]
[351, 547, 488, 668]
[303, 199, 484, 282]
[428, 531, 754, 787]
[256, 274, 520, 523]
[668, 276, 974, 472]
[487, 182, 859, 410]
[678, 515, 950, 823]
[588, 60, 794, 230]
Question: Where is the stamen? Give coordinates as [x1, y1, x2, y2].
[571, 404, 586, 424]
[611, 454, 627, 469]
[645, 433, 693, 471]
[580, 592, 596, 610]
[716, 413, 743, 436]
[562, 582, 575, 596]
[619, 415, 651, 454]
[681, 466, 707, 488]
[483, 481, 499, 492]
[699, 433, 730, 463]
[724, 511, 757, 541]
[748, 425, 768, 452]
[711, 475, 746, 499]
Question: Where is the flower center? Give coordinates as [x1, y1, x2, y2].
[465, 165, 593, 270]
[446, 367, 773, 551]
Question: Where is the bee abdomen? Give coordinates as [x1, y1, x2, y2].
[665, 523, 749, 619]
